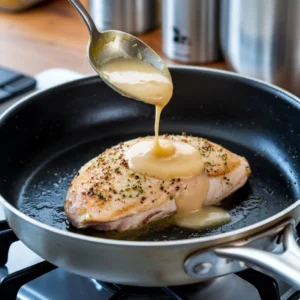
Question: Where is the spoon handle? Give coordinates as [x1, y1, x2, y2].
[69, 0, 99, 37]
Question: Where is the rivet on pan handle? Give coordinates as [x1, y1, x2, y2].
[184, 220, 300, 289]
[184, 247, 246, 279]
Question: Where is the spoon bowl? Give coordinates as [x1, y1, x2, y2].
[69, 0, 170, 98]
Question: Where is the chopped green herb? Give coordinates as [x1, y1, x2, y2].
[97, 193, 104, 199]
[221, 153, 228, 166]
[182, 132, 187, 136]
[138, 187, 144, 193]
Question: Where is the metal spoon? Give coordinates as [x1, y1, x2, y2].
[69, 0, 170, 97]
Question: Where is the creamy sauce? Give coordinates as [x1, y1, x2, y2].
[171, 207, 231, 230]
[125, 137, 215, 228]
[125, 138, 204, 180]
[175, 173, 210, 214]
[99, 57, 231, 230]
[153, 105, 176, 157]
[99, 58, 173, 107]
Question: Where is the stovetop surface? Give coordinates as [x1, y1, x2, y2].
[0, 68, 298, 300]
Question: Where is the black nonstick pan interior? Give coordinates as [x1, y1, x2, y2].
[0, 67, 299, 241]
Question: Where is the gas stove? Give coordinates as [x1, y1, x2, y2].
[0, 69, 300, 300]
[0, 217, 299, 300]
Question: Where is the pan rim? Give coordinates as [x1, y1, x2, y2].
[0, 65, 299, 247]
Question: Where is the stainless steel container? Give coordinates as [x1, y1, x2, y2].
[221, 0, 300, 96]
[162, 0, 221, 63]
[88, 0, 161, 34]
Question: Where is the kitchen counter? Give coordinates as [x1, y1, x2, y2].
[0, 0, 228, 76]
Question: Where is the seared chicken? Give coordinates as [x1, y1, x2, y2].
[64, 135, 251, 231]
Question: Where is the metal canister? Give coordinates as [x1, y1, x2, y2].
[162, 0, 221, 63]
[88, 0, 161, 34]
[221, 0, 300, 96]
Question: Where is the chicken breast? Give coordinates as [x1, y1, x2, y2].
[64, 135, 251, 231]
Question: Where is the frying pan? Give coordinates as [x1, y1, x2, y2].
[0, 66, 300, 287]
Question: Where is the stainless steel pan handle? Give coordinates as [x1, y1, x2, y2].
[184, 221, 300, 289]
[215, 224, 300, 289]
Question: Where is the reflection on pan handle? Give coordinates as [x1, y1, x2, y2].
[184, 222, 300, 290]
[214, 224, 300, 289]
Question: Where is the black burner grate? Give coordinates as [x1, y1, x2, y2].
[95, 281, 190, 300]
[237, 269, 280, 300]
[0, 220, 281, 300]
[0, 221, 18, 266]
[1, 261, 57, 299]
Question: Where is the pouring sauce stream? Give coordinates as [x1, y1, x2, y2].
[99, 57, 230, 229]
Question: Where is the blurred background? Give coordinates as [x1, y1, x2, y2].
[0, 0, 299, 96]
